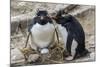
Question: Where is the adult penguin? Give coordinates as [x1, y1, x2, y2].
[28, 10, 55, 54]
[52, 10, 89, 60]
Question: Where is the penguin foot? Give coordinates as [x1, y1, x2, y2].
[65, 56, 74, 61]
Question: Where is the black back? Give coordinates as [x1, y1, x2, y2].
[55, 14, 85, 45]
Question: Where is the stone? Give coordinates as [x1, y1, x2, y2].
[11, 48, 25, 64]
[27, 54, 40, 62]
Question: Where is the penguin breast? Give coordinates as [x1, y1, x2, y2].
[31, 22, 55, 48]
[57, 24, 68, 49]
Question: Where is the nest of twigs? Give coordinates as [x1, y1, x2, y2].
[49, 43, 64, 61]
[20, 42, 65, 64]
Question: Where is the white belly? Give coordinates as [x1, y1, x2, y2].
[30, 22, 55, 48]
[58, 24, 78, 58]
[57, 24, 68, 49]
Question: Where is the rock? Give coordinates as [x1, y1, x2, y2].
[27, 54, 40, 63]
[11, 48, 25, 64]
[10, 43, 15, 49]
[73, 52, 95, 62]
[17, 2, 26, 7]
[88, 35, 94, 45]
[90, 52, 95, 61]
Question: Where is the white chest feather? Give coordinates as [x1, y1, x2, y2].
[58, 24, 78, 58]
[57, 24, 68, 49]
[30, 22, 55, 48]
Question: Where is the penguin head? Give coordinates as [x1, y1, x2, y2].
[56, 10, 65, 17]
[51, 10, 70, 25]
[35, 10, 53, 25]
[36, 10, 48, 20]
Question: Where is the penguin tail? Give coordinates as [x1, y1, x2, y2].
[74, 48, 90, 59]
[81, 49, 90, 57]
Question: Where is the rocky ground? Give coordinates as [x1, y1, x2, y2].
[10, 0, 95, 66]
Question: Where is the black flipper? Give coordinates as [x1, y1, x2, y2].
[66, 32, 73, 56]
[65, 23, 74, 56]
[28, 18, 36, 32]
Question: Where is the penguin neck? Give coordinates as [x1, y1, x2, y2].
[55, 17, 69, 26]
[35, 16, 52, 25]
[35, 22, 51, 27]
[38, 20, 48, 25]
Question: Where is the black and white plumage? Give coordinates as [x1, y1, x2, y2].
[53, 10, 89, 60]
[28, 10, 55, 54]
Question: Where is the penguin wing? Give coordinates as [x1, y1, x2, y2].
[28, 18, 36, 32]
[65, 23, 74, 55]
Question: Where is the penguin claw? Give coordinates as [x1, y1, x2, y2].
[65, 56, 74, 61]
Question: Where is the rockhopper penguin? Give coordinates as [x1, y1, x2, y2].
[28, 10, 55, 54]
[52, 10, 89, 60]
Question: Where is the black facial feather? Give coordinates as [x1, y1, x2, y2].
[28, 10, 53, 32]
